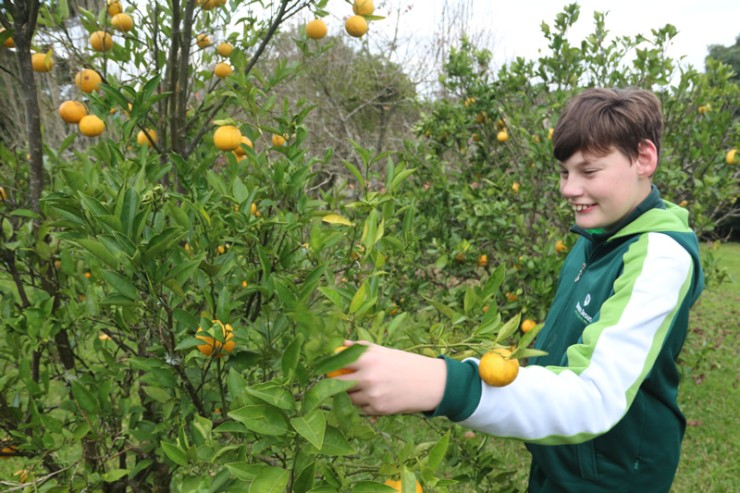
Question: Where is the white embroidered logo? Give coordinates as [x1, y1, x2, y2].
[584, 294, 591, 307]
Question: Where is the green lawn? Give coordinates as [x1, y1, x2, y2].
[672, 241, 740, 492]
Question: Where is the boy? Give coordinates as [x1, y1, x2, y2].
[337, 87, 705, 492]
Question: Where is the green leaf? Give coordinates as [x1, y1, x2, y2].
[144, 227, 186, 261]
[306, 425, 355, 456]
[76, 238, 119, 268]
[342, 160, 365, 189]
[228, 404, 290, 436]
[160, 441, 188, 466]
[101, 469, 130, 482]
[426, 430, 450, 470]
[71, 381, 99, 414]
[290, 409, 326, 449]
[495, 312, 522, 345]
[245, 382, 296, 411]
[281, 333, 304, 377]
[249, 466, 290, 493]
[318, 287, 344, 309]
[351, 482, 397, 492]
[322, 213, 353, 226]
[303, 378, 356, 414]
[425, 297, 459, 322]
[100, 270, 139, 300]
[349, 281, 368, 314]
[483, 264, 506, 298]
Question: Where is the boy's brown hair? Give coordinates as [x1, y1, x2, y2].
[552, 87, 663, 163]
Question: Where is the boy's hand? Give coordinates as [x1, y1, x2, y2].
[334, 341, 447, 415]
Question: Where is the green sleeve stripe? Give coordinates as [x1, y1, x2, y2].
[425, 356, 481, 422]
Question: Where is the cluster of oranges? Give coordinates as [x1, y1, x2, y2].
[305, 0, 377, 41]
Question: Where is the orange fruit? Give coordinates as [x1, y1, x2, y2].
[233, 136, 253, 157]
[59, 101, 88, 124]
[520, 319, 536, 333]
[107, 0, 122, 16]
[512, 182, 520, 193]
[111, 13, 134, 32]
[216, 42, 233, 57]
[1, 28, 14, 48]
[213, 125, 242, 151]
[383, 479, 423, 493]
[31, 52, 54, 72]
[353, 0, 375, 16]
[477, 254, 488, 267]
[554, 240, 568, 253]
[306, 19, 328, 40]
[89, 31, 113, 51]
[505, 292, 518, 302]
[326, 346, 355, 378]
[271, 133, 286, 147]
[249, 202, 259, 216]
[196, 320, 236, 358]
[345, 15, 368, 38]
[496, 130, 508, 143]
[214, 62, 233, 78]
[196, 33, 211, 48]
[726, 149, 738, 165]
[137, 129, 157, 147]
[75, 69, 103, 93]
[479, 348, 519, 387]
[78, 115, 105, 137]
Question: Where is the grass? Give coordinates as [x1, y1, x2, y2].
[672, 241, 740, 492]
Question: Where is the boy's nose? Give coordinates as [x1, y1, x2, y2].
[560, 176, 582, 198]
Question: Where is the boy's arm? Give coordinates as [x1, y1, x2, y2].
[431, 232, 695, 445]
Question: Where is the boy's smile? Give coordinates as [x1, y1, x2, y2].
[558, 143, 657, 230]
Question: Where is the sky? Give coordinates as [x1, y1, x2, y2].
[322, 0, 740, 79]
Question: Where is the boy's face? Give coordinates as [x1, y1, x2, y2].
[558, 143, 657, 230]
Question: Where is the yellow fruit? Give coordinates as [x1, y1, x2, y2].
[383, 479, 423, 493]
[213, 125, 242, 151]
[89, 31, 113, 51]
[512, 182, 520, 193]
[479, 348, 519, 387]
[271, 133, 286, 147]
[353, 0, 375, 16]
[475, 111, 486, 124]
[464, 97, 475, 107]
[327, 346, 355, 378]
[250, 202, 258, 216]
[698, 104, 711, 115]
[196, 320, 235, 357]
[554, 240, 568, 253]
[75, 69, 103, 93]
[137, 129, 157, 147]
[345, 15, 368, 38]
[241, 280, 248, 288]
[79, 115, 105, 137]
[233, 136, 253, 157]
[477, 254, 488, 267]
[59, 101, 88, 124]
[1, 28, 14, 48]
[726, 148, 738, 165]
[496, 118, 506, 130]
[196, 33, 212, 49]
[111, 13, 134, 32]
[107, 0, 123, 16]
[678, 200, 688, 208]
[506, 292, 518, 302]
[214, 62, 233, 78]
[520, 319, 536, 333]
[496, 130, 508, 143]
[306, 19, 328, 40]
[216, 42, 233, 57]
[548, 128, 554, 140]
[31, 52, 54, 72]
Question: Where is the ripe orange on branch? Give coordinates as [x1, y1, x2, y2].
[306, 19, 328, 40]
[111, 13, 134, 32]
[214, 62, 233, 78]
[75, 69, 103, 93]
[196, 320, 236, 358]
[79, 115, 105, 137]
[345, 15, 368, 38]
[59, 101, 88, 123]
[216, 42, 233, 57]
[213, 125, 242, 151]
[353, 0, 375, 16]
[137, 129, 157, 147]
[383, 479, 423, 493]
[89, 31, 113, 51]
[31, 52, 54, 72]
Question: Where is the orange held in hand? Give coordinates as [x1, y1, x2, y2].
[326, 346, 355, 378]
[196, 320, 236, 358]
[478, 348, 519, 387]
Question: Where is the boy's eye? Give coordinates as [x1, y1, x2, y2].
[558, 169, 568, 177]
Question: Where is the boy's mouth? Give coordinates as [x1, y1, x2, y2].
[572, 203, 596, 213]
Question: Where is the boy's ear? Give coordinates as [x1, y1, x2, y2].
[636, 140, 658, 177]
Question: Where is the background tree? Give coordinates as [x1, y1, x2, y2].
[707, 34, 740, 83]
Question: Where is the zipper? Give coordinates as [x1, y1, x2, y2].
[574, 262, 586, 283]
